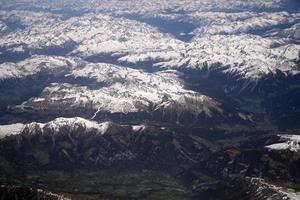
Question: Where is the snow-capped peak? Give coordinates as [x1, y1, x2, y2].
[0, 117, 113, 137]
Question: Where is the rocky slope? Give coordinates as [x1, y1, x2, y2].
[0, 118, 299, 199]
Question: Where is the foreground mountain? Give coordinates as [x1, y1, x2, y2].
[0, 117, 299, 199]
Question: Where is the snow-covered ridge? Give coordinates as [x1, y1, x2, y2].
[132, 125, 147, 132]
[0, 123, 25, 139]
[14, 62, 222, 117]
[25, 117, 112, 135]
[0, 117, 113, 137]
[121, 34, 300, 80]
[265, 134, 300, 152]
[1, 10, 299, 81]
[0, 55, 77, 80]
[0, 117, 153, 138]
[0, 0, 288, 15]
[191, 12, 300, 36]
[0, 12, 170, 57]
[266, 22, 300, 40]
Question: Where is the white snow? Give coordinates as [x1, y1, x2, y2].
[191, 12, 300, 36]
[0, 0, 287, 16]
[0, 123, 25, 139]
[132, 125, 147, 132]
[121, 34, 300, 80]
[0, 118, 156, 137]
[0, 118, 113, 136]
[14, 63, 222, 116]
[33, 117, 111, 135]
[265, 135, 300, 152]
[0, 0, 299, 127]
[0, 10, 298, 81]
[0, 55, 78, 80]
[267, 22, 300, 40]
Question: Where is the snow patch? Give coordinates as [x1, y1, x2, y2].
[132, 125, 147, 132]
[265, 135, 300, 152]
[0, 123, 25, 139]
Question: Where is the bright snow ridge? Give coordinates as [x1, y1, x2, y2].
[14, 62, 222, 117]
[0, 117, 113, 137]
[0, 11, 299, 81]
[0, 123, 25, 139]
[265, 135, 300, 152]
[0, 55, 77, 80]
